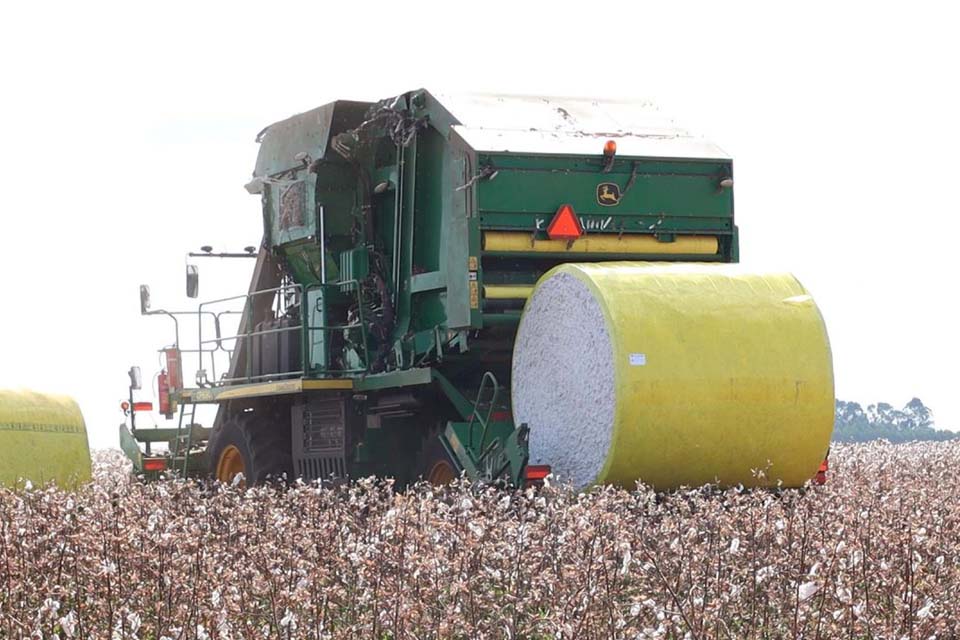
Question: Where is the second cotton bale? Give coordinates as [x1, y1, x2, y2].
[511, 262, 834, 490]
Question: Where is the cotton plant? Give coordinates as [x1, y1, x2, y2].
[0, 442, 958, 639]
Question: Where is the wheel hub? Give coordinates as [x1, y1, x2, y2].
[427, 460, 456, 485]
[216, 444, 246, 485]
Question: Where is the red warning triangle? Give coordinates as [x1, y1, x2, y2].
[546, 204, 583, 240]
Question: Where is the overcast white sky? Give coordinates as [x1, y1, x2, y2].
[1, 1, 958, 448]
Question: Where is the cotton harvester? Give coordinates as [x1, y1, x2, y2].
[123, 90, 834, 489]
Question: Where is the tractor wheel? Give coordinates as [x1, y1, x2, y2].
[208, 405, 293, 485]
[416, 431, 459, 485]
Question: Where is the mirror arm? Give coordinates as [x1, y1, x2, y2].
[141, 309, 181, 349]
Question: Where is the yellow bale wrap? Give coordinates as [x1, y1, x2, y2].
[512, 262, 834, 489]
[0, 390, 92, 488]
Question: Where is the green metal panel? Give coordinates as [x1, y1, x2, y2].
[254, 104, 338, 177]
[394, 137, 418, 337]
[409, 270, 444, 292]
[443, 420, 527, 485]
[441, 140, 475, 329]
[354, 367, 433, 391]
[281, 238, 326, 285]
[119, 424, 142, 470]
[252, 101, 369, 250]
[477, 157, 732, 219]
[479, 211, 732, 232]
[413, 127, 445, 273]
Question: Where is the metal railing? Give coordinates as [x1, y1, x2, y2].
[148, 276, 373, 390]
[149, 309, 226, 374]
[187, 280, 371, 387]
[198, 284, 302, 385]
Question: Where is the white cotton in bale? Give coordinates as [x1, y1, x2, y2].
[511, 272, 615, 489]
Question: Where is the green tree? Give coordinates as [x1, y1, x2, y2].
[832, 398, 956, 443]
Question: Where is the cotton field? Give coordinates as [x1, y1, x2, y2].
[2, 443, 959, 639]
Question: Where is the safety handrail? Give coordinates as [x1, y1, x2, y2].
[198, 283, 301, 385]
[184, 278, 374, 386]
[200, 323, 300, 346]
[146, 309, 223, 351]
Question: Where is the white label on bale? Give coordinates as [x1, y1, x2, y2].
[629, 353, 647, 366]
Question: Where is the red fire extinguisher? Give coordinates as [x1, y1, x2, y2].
[158, 370, 173, 419]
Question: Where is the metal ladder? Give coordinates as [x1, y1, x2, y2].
[467, 371, 501, 460]
[171, 402, 198, 476]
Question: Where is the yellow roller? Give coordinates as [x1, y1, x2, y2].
[484, 284, 534, 299]
[0, 390, 92, 488]
[483, 231, 719, 255]
[512, 262, 834, 489]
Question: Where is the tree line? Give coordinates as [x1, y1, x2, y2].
[833, 397, 957, 443]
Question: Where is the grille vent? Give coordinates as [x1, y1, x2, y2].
[292, 397, 347, 482]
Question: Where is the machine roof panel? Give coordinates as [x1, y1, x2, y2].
[436, 92, 729, 160]
[452, 126, 729, 160]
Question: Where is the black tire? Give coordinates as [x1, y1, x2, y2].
[208, 403, 293, 485]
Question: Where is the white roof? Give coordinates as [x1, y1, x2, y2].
[436, 93, 729, 160]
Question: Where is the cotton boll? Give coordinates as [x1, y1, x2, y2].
[798, 582, 819, 601]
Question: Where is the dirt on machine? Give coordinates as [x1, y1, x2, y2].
[122, 90, 834, 490]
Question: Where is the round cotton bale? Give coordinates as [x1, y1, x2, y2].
[0, 389, 92, 488]
[511, 262, 834, 490]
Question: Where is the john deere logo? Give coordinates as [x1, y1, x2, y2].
[596, 182, 621, 206]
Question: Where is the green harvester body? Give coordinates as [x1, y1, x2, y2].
[123, 89, 737, 486]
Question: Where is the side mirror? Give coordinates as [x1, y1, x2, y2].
[139, 285, 151, 314]
[186, 264, 199, 298]
[128, 366, 142, 390]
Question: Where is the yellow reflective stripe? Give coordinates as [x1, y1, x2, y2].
[483, 232, 719, 255]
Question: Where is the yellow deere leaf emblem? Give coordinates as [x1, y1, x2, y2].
[596, 182, 621, 206]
